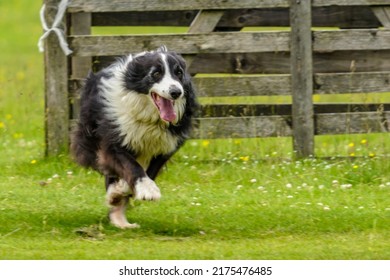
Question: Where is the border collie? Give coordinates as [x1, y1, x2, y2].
[71, 46, 197, 228]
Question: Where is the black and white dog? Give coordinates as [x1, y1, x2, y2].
[71, 46, 197, 228]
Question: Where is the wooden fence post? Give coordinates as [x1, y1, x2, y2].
[290, 0, 314, 158]
[43, 0, 69, 156]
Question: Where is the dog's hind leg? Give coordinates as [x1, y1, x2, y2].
[106, 178, 139, 229]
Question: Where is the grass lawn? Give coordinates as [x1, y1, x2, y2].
[0, 0, 389, 260]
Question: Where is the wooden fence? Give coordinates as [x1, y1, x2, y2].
[43, 0, 390, 157]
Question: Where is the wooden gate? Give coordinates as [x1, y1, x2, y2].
[42, 0, 390, 157]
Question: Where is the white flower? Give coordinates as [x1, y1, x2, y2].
[286, 183, 292, 188]
[340, 184, 352, 190]
[250, 178, 257, 183]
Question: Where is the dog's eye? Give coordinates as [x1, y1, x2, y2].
[175, 68, 183, 79]
[152, 70, 162, 80]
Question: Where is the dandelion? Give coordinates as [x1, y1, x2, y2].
[348, 142, 355, 148]
[30, 159, 37, 164]
[360, 139, 367, 145]
[201, 140, 210, 147]
[369, 153, 375, 158]
[353, 165, 359, 169]
[0, 122, 4, 129]
[349, 153, 355, 157]
[239, 156, 249, 162]
[234, 140, 241, 145]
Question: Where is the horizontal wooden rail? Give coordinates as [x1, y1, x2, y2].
[69, 71, 390, 98]
[68, 0, 390, 13]
[69, 29, 390, 57]
[193, 111, 389, 139]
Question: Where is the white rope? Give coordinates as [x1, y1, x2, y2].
[38, 0, 72, 56]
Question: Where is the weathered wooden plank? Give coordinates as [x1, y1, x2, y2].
[69, 71, 390, 99]
[68, 0, 291, 13]
[69, 32, 290, 57]
[188, 51, 390, 75]
[372, 7, 390, 28]
[91, 7, 382, 28]
[192, 116, 293, 139]
[192, 111, 390, 139]
[314, 29, 390, 52]
[70, 29, 390, 58]
[68, 0, 390, 13]
[313, 0, 390, 7]
[194, 75, 291, 97]
[185, 10, 224, 67]
[70, 12, 92, 121]
[290, 0, 314, 157]
[315, 112, 389, 135]
[195, 72, 390, 97]
[44, 0, 69, 156]
[188, 10, 224, 33]
[315, 71, 390, 94]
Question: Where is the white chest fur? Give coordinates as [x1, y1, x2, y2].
[100, 74, 179, 170]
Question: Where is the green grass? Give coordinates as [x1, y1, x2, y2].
[0, 0, 390, 260]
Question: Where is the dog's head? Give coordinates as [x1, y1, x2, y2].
[123, 46, 193, 124]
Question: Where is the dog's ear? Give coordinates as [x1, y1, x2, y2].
[157, 45, 168, 53]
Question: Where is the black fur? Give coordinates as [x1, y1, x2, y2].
[71, 47, 197, 208]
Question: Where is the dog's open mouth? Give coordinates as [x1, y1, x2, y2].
[151, 92, 176, 122]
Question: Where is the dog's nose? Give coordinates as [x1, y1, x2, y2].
[169, 86, 182, 100]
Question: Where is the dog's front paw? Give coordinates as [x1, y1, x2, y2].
[134, 177, 161, 201]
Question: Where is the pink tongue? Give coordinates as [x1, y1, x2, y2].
[156, 97, 176, 122]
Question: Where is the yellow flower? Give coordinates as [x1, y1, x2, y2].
[360, 139, 367, 145]
[369, 153, 375, 158]
[5, 114, 12, 120]
[0, 122, 4, 129]
[353, 165, 359, 169]
[234, 140, 241, 145]
[349, 153, 355, 157]
[239, 156, 250, 162]
[201, 140, 210, 147]
[31, 160, 37, 164]
[348, 142, 355, 148]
